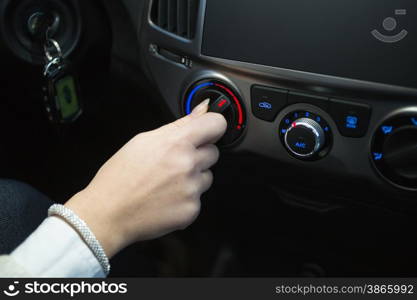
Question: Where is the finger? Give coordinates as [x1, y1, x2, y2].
[170, 99, 210, 129]
[197, 145, 220, 171]
[191, 99, 210, 117]
[199, 170, 214, 194]
[182, 112, 228, 147]
[195, 144, 220, 171]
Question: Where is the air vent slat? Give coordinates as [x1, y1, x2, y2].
[151, 0, 199, 39]
[157, 0, 168, 29]
[167, 0, 177, 33]
[177, 0, 188, 38]
[188, 0, 199, 39]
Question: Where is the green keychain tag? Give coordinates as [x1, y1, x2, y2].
[55, 75, 81, 121]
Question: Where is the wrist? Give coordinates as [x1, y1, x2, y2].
[47, 205, 111, 275]
[64, 190, 127, 258]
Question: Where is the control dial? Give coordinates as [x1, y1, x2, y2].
[279, 111, 332, 160]
[184, 79, 246, 146]
[285, 118, 325, 158]
[371, 114, 417, 190]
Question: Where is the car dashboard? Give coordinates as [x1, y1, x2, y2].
[139, 0, 417, 202]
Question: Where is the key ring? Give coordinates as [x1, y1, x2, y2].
[43, 57, 64, 76]
[44, 38, 63, 61]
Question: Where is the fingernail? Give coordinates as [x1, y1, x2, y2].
[191, 99, 210, 116]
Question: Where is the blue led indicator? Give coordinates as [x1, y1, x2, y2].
[381, 126, 393, 135]
[186, 82, 214, 115]
[373, 152, 383, 161]
[316, 116, 321, 122]
[281, 129, 287, 134]
[258, 102, 272, 110]
[295, 142, 307, 149]
[411, 118, 417, 126]
[324, 126, 330, 132]
[305, 112, 310, 117]
[285, 119, 290, 124]
[346, 115, 358, 129]
[294, 112, 299, 118]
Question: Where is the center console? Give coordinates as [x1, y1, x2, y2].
[141, 0, 417, 197]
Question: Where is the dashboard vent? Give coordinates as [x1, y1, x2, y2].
[151, 0, 199, 39]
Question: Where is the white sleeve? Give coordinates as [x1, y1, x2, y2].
[10, 216, 106, 278]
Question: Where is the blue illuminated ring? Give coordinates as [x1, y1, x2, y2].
[185, 82, 214, 115]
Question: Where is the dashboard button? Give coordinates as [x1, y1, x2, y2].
[330, 99, 371, 138]
[251, 85, 288, 122]
[288, 91, 329, 110]
[287, 128, 316, 155]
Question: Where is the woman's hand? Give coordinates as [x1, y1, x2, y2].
[65, 100, 227, 258]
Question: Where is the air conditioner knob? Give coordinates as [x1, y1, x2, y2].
[284, 118, 325, 158]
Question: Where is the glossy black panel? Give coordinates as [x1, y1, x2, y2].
[202, 0, 417, 89]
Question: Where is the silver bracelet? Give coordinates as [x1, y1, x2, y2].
[48, 204, 111, 275]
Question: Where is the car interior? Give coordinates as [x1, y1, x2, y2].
[1, 0, 417, 277]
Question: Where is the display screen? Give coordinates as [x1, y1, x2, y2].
[202, 0, 417, 89]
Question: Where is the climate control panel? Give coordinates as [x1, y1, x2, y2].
[179, 76, 417, 192]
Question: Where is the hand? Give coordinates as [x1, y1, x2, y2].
[65, 100, 227, 258]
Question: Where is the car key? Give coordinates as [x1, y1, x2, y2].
[42, 35, 82, 124]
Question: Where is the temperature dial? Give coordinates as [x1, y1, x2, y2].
[279, 111, 332, 160]
[184, 79, 246, 146]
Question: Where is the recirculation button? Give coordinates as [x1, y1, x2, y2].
[251, 85, 288, 122]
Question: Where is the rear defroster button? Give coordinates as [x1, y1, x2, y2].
[330, 99, 371, 138]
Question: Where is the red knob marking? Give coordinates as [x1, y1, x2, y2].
[217, 99, 227, 108]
